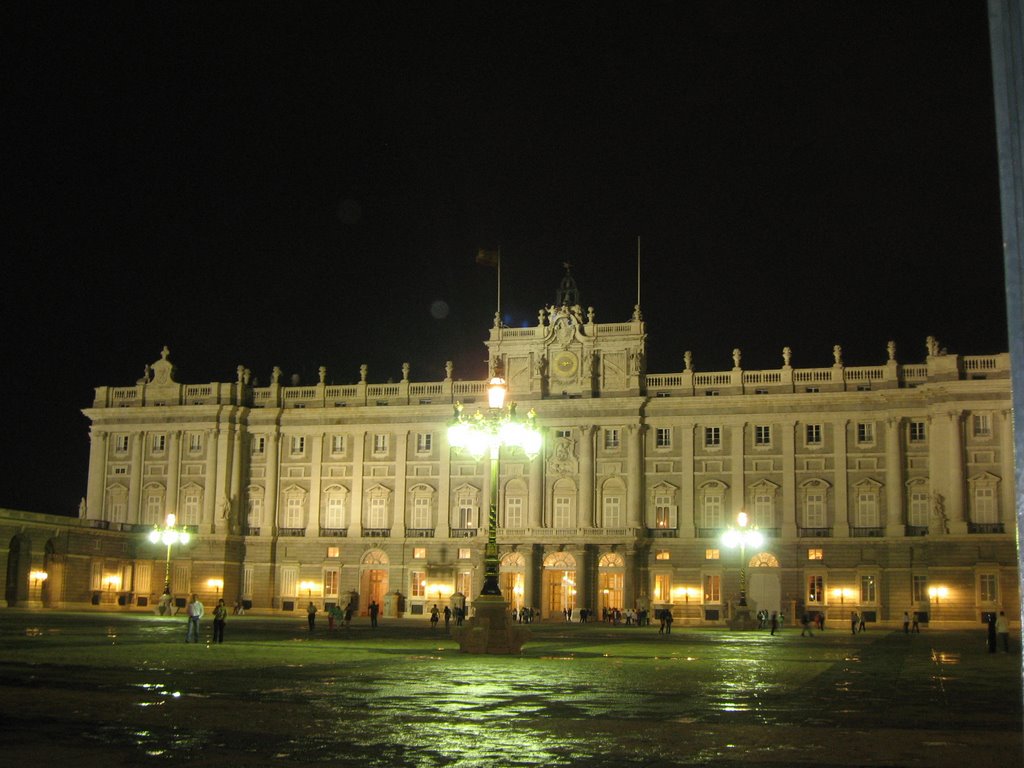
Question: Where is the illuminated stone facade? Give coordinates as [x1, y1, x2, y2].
[4, 275, 1017, 626]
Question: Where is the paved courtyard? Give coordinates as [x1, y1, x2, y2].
[0, 610, 1020, 766]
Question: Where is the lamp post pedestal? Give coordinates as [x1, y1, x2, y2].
[452, 595, 530, 654]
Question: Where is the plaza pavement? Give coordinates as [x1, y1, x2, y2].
[0, 609, 1020, 767]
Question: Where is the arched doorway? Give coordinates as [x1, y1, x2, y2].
[359, 549, 389, 615]
[499, 552, 526, 610]
[597, 552, 624, 614]
[747, 552, 781, 615]
[542, 551, 576, 619]
[6, 534, 30, 607]
[42, 539, 60, 608]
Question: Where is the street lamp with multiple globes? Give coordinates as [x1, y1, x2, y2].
[446, 376, 542, 652]
[147, 513, 191, 591]
[721, 511, 763, 607]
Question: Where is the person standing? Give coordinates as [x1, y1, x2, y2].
[443, 605, 452, 632]
[307, 601, 317, 633]
[858, 612, 867, 633]
[770, 610, 778, 636]
[158, 588, 172, 617]
[987, 613, 998, 653]
[800, 612, 813, 637]
[185, 594, 204, 643]
[430, 604, 440, 629]
[664, 610, 673, 634]
[850, 611, 859, 635]
[903, 611, 911, 634]
[995, 611, 1010, 652]
[369, 600, 379, 627]
[212, 598, 227, 644]
[911, 612, 921, 633]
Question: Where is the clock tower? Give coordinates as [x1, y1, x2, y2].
[485, 264, 647, 400]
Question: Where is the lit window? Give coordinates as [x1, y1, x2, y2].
[655, 550, 670, 561]
[860, 574, 877, 603]
[654, 573, 671, 601]
[326, 546, 340, 558]
[323, 569, 339, 597]
[411, 571, 426, 598]
[703, 574, 721, 602]
[705, 548, 720, 560]
[655, 427, 672, 448]
[807, 548, 824, 560]
[413, 547, 426, 559]
[704, 426, 721, 448]
[909, 421, 926, 443]
[979, 573, 998, 603]
[458, 548, 472, 560]
[856, 422, 874, 444]
[807, 575, 824, 602]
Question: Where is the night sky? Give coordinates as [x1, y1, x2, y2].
[2, 2, 1008, 516]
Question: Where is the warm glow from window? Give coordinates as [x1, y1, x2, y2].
[808, 548, 824, 560]
[413, 547, 427, 559]
[655, 550, 670, 560]
[705, 549, 719, 560]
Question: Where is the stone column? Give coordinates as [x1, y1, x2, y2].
[623, 548, 638, 609]
[578, 544, 596, 615]
[999, 410, 1015, 530]
[166, 430, 181, 521]
[781, 421, 797, 538]
[206, 427, 223, 533]
[730, 423, 745, 522]
[679, 422, 695, 537]
[626, 424, 643, 528]
[263, 431, 279, 537]
[438, 430, 451, 538]
[230, 425, 243, 532]
[528, 451, 543, 529]
[885, 417, 905, 536]
[833, 419, 849, 537]
[393, 430, 408, 535]
[946, 411, 967, 534]
[128, 430, 144, 524]
[350, 430, 365, 535]
[578, 425, 595, 527]
[308, 432, 324, 537]
[85, 429, 108, 521]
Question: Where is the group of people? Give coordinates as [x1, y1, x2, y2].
[429, 604, 465, 630]
[184, 593, 226, 643]
[311, 600, 380, 631]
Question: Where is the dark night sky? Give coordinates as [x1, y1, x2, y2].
[1, 2, 1008, 516]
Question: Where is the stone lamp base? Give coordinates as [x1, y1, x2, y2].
[452, 596, 530, 654]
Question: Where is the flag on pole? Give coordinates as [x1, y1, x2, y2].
[476, 248, 500, 268]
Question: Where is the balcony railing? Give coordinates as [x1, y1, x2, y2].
[968, 522, 1005, 534]
[278, 527, 305, 537]
[319, 528, 348, 538]
[405, 528, 435, 538]
[797, 527, 832, 538]
[245, 527, 261, 537]
[850, 526, 884, 538]
[905, 525, 929, 537]
[362, 528, 391, 538]
[450, 528, 479, 538]
[648, 528, 678, 538]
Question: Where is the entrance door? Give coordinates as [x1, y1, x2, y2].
[748, 570, 781, 615]
[599, 572, 623, 615]
[361, 569, 388, 615]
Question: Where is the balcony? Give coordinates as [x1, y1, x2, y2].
[850, 527, 884, 538]
[278, 528, 305, 537]
[362, 528, 391, 538]
[245, 527, 261, 537]
[406, 528, 435, 538]
[450, 528, 479, 538]
[648, 528, 678, 538]
[905, 525, 929, 537]
[968, 523, 1005, 534]
[319, 528, 348, 538]
[798, 527, 832, 538]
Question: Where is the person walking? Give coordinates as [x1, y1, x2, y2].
[903, 611, 911, 634]
[664, 610, 673, 634]
[185, 594, 204, 643]
[430, 604, 440, 630]
[858, 612, 867, 633]
[800, 612, 813, 637]
[212, 598, 227, 644]
[911, 612, 920, 633]
[307, 601, 317, 633]
[850, 611, 859, 635]
[443, 605, 452, 632]
[996, 611, 1010, 652]
[369, 600, 379, 628]
[770, 610, 778, 636]
[343, 602, 354, 627]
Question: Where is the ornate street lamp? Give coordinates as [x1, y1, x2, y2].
[721, 511, 763, 607]
[147, 513, 191, 591]
[448, 377, 542, 598]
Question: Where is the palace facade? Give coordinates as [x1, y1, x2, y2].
[4, 272, 1018, 626]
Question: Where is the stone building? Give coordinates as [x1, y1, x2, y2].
[3, 271, 1017, 626]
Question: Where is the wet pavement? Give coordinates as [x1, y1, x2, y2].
[0, 610, 1020, 766]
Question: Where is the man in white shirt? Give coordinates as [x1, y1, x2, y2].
[186, 594, 204, 643]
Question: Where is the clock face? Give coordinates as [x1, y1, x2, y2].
[554, 352, 578, 378]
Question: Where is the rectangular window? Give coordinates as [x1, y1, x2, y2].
[604, 429, 620, 449]
[505, 497, 524, 529]
[655, 427, 672, 448]
[290, 436, 305, 456]
[909, 421, 926, 443]
[279, 566, 297, 597]
[242, 566, 253, 598]
[368, 497, 387, 529]
[416, 432, 433, 453]
[703, 574, 721, 603]
[979, 573, 998, 603]
[411, 571, 426, 598]
[807, 575, 824, 603]
[754, 494, 774, 528]
[655, 495, 676, 529]
[114, 434, 130, 453]
[654, 573, 671, 602]
[182, 494, 200, 526]
[855, 491, 879, 527]
[457, 499, 476, 528]
[807, 548, 824, 561]
[251, 436, 266, 456]
[754, 425, 772, 446]
[704, 426, 721, 448]
[109, 500, 126, 523]
[972, 413, 992, 437]
[909, 492, 929, 526]
[805, 424, 822, 446]
[188, 433, 202, 453]
[145, 494, 162, 525]
[705, 548, 720, 560]
[331, 435, 345, 455]
[411, 497, 431, 529]
[413, 547, 426, 559]
[703, 494, 722, 529]
[151, 434, 166, 454]
[603, 496, 622, 528]
[973, 486, 997, 523]
[553, 496, 572, 528]
[555, 429, 572, 439]
[856, 422, 875, 444]
[112, 466, 128, 475]
[912, 575, 928, 604]
[456, 570, 472, 596]
[323, 569, 339, 598]
[458, 548, 472, 560]
[373, 433, 389, 455]
[860, 574, 877, 604]
[247, 498, 263, 528]
[804, 492, 825, 528]
[284, 497, 302, 528]
[326, 546, 340, 558]
[325, 496, 345, 529]
[655, 550, 670, 561]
